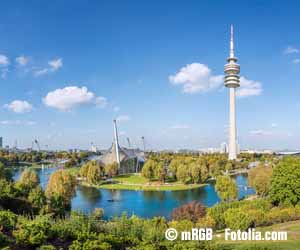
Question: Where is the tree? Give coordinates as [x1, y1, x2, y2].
[225, 161, 233, 172]
[199, 160, 209, 182]
[105, 162, 118, 178]
[248, 165, 273, 196]
[154, 162, 166, 183]
[19, 168, 40, 189]
[269, 157, 300, 206]
[87, 163, 102, 184]
[190, 162, 201, 184]
[168, 159, 181, 179]
[171, 201, 206, 223]
[0, 162, 12, 181]
[224, 208, 252, 230]
[45, 170, 76, 210]
[176, 164, 190, 184]
[141, 160, 156, 180]
[79, 163, 90, 178]
[28, 186, 46, 210]
[215, 176, 238, 202]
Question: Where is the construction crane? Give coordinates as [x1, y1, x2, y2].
[126, 137, 131, 149]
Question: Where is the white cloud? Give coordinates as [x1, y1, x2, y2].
[236, 77, 263, 98]
[43, 86, 98, 111]
[34, 58, 63, 77]
[0, 54, 9, 66]
[116, 115, 130, 122]
[5, 100, 33, 113]
[271, 123, 278, 128]
[292, 58, 300, 64]
[169, 124, 190, 129]
[95, 96, 108, 108]
[16, 56, 29, 66]
[0, 120, 36, 125]
[284, 46, 300, 54]
[48, 58, 63, 71]
[249, 130, 272, 136]
[169, 63, 223, 94]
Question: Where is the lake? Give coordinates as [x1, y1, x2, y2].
[13, 167, 255, 219]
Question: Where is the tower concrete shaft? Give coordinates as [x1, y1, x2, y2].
[224, 25, 240, 160]
[229, 88, 237, 160]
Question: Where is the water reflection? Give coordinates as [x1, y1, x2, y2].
[77, 186, 102, 205]
[13, 167, 255, 219]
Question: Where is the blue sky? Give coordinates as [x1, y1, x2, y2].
[0, 0, 299, 150]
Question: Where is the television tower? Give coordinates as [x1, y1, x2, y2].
[224, 25, 240, 160]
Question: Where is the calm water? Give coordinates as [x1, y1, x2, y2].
[13, 167, 255, 219]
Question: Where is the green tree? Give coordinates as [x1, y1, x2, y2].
[190, 162, 201, 184]
[141, 160, 156, 180]
[87, 162, 102, 184]
[248, 165, 273, 196]
[79, 162, 90, 178]
[28, 186, 46, 210]
[105, 162, 118, 178]
[154, 162, 166, 183]
[168, 159, 181, 179]
[225, 161, 233, 172]
[215, 176, 238, 202]
[224, 208, 252, 230]
[45, 170, 76, 210]
[18, 168, 40, 190]
[269, 157, 300, 206]
[0, 162, 12, 181]
[176, 164, 190, 184]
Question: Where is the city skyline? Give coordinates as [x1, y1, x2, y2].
[0, 1, 299, 150]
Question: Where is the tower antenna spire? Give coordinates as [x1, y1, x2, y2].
[230, 24, 234, 58]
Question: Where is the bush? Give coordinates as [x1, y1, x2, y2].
[266, 206, 300, 224]
[171, 201, 206, 223]
[224, 208, 252, 230]
[0, 210, 17, 232]
[0, 232, 9, 247]
[38, 245, 56, 250]
[69, 239, 112, 250]
[168, 219, 193, 233]
[13, 216, 52, 246]
[92, 208, 104, 220]
[247, 209, 266, 227]
[196, 215, 216, 229]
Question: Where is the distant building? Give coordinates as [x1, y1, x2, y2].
[220, 142, 228, 153]
[98, 142, 144, 174]
[96, 120, 145, 174]
[90, 144, 98, 153]
[0, 137, 3, 148]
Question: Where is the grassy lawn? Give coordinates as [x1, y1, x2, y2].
[216, 220, 300, 250]
[87, 173, 206, 191]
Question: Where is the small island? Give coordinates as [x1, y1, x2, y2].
[83, 173, 207, 191]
